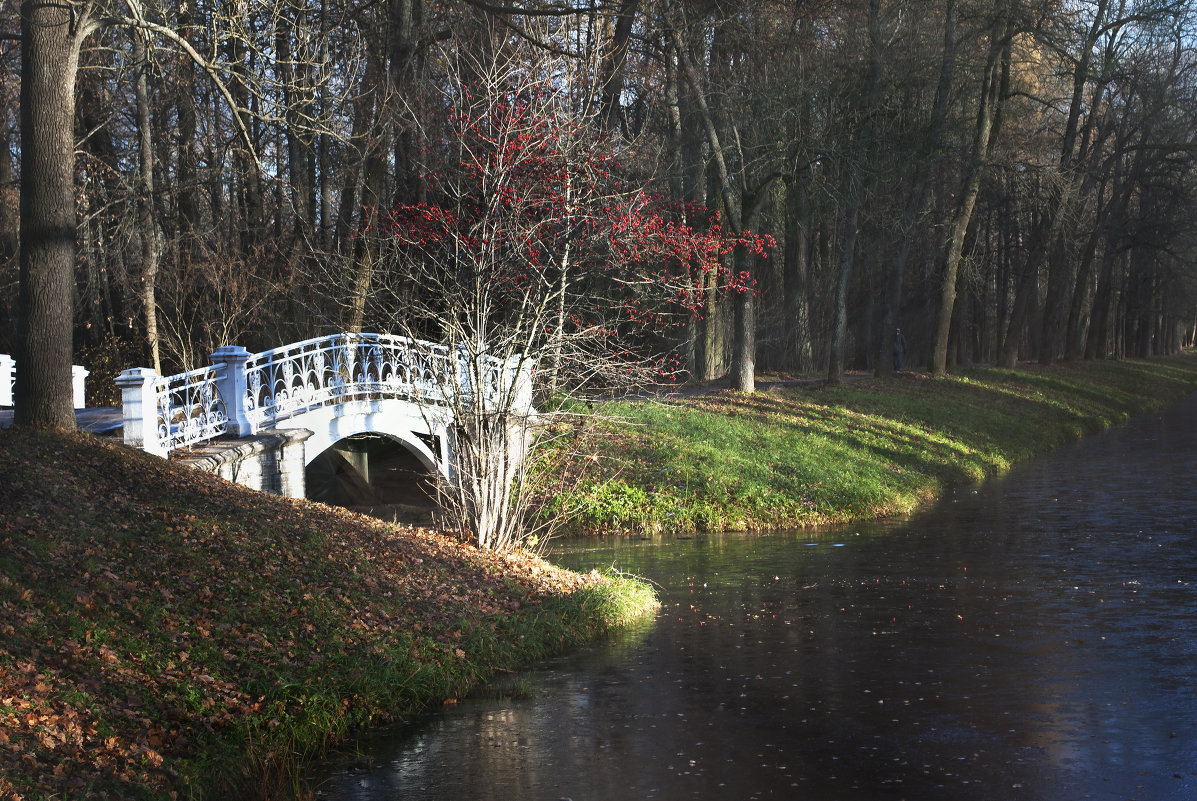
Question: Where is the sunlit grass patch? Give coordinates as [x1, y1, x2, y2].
[552, 353, 1197, 535]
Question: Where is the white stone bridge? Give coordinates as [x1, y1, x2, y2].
[112, 333, 533, 499]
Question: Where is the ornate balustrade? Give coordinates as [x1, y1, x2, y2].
[242, 333, 457, 429]
[116, 333, 533, 457]
[0, 354, 89, 409]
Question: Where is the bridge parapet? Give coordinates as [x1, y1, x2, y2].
[115, 364, 228, 457]
[242, 333, 457, 430]
[116, 333, 533, 458]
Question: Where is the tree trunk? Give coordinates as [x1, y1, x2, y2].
[729, 194, 772, 391]
[828, 0, 883, 387]
[997, 226, 1045, 368]
[879, 0, 957, 377]
[316, 0, 334, 245]
[345, 46, 387, 333]
[224, 0, 264, 251]
[175, 0, 200, 260]
[1086, 232, 1123, 360]
[276, 20, 313, 248]
[134, 34, 162, 373]
[389, 0, 425, 206]
[730, 253, 755, 391]
[15, 0, 83, 429]
[547, 175, 574, 395]
[930, 9, 1008, 376]
[335, 70, 376, 254]
[782, 175, 814, 372]
[828, 205, 860, 384]
[1063, 224, 1101, 361]
[671, 22, 750, 389]
[664, 47, 704, 376]
[599, 0, 640, 132]
[699, 268, 723, 381]
[345, 151, 385, 334]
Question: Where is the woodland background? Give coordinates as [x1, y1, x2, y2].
[2, 0, 1196, 405]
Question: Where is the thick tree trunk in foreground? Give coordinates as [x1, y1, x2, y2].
[15, 0, 82, 429]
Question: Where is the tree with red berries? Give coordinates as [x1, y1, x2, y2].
[373, 33, 771, 550]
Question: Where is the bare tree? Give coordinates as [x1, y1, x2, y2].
[930, 1, 1011, 376]
[7, 0, 356, 424]
[371, 31, 766, 547]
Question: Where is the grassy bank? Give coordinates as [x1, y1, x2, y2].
[552, 354, 1197, 534]
[0, 429, 658, 801]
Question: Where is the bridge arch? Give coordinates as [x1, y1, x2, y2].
[304, 430, 441, 518]
[272, 397, 452, 478]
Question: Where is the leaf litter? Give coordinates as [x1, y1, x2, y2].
[0, 427, 599, 799]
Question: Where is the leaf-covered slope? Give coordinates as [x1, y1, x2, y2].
[0, 428, 624, 800]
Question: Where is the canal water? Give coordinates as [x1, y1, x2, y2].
[309, 395, 1197, 801]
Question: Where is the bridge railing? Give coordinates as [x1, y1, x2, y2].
[115, 363, 228, 457]
[0, 354, 90, 409]
[243, 333, 456, 429]
[117, 333, 533, 456]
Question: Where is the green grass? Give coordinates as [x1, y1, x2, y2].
[552, 353, 1197, 534]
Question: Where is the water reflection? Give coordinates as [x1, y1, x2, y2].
[310, 395, 1197, 801]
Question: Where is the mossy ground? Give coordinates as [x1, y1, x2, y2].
[0, 429, 658, 800]
[550, 354, 1197, 534]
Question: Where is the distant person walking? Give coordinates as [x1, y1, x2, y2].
[893, 328, 907, 372]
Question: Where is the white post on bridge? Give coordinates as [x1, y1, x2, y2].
[115, 367, 167, 458]
[0, 354, 87, 407]
[0, 354, 13, 407]
[209, 345, 254, 436]
[0, 355, 87, 409]
[72, 365, 89, 409]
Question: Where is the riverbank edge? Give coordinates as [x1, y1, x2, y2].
[549, 354, 1197, 535]
[0, 428, 659, 801]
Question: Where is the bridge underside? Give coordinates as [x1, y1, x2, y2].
[276, 398, 449, 521]
[170, 398, 454, 522]
[273, 398, 451, 478]
[305, 433, 439, 522]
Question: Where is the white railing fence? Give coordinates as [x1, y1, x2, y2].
[116, 333, 533, 457]
[242, 333, 456, 430]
